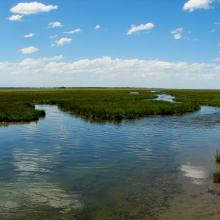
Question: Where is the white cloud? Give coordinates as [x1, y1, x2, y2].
[171, 27, 184, 40]
[64, 28, 81, 34]
[10, 2, 58, 15]
[95, 24, 101, 30]
[48, 21, 63, 28]
[8, 14, 23, 22]
[24, 33, 35, 38]
[19, 46, 39, 54]
[0, 57, 220, 88]
[183, 0, 214, 12]
[42, 55, 64, 61]
[55, 37, 72, 47]
[127, 22, 154, 35]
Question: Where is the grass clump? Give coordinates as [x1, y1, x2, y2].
[213, 172, 220, 183]
[216, 150, 220, 163]
[57, 99, 199, 121]
[0, 102, 45, 122]
[213, 149, 220, 183]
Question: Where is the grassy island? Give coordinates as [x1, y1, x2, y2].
[0, 88, 220, 123]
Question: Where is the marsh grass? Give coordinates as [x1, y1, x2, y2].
[1, 88, 220, 123]
[165, 89, 220, 107]
[0, 102, 45, 122]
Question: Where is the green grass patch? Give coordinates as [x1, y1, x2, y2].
[0, 102, 45, 122]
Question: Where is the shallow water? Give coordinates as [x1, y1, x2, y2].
[0, 105, 220, 219]
[155, 94, 176, 102]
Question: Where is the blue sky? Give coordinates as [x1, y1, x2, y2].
[0, 0, 220, 88]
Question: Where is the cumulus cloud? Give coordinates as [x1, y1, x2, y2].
[127, 22, 154, 35]
[10, 2, 58, 15]
[171, 27, 184, 40]
[19, 46, 39, 54]
[8, 14, 23, 22]
[0, 57, 220, 88]
[48, 21, 63, 28]
[95, 24, 101, 30]
[64, 28, 81, 34]
[55, 37, 72, 46]
[183, 0, 214, 12]
[24, 33, 35, 38]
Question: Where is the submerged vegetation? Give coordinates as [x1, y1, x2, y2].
[213, 150, 220, 183]
[0, 88, 220, 123]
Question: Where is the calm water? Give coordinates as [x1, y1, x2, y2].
[0, 105, 220, 220]
[155, 94, 176, 102]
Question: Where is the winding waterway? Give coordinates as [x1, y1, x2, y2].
[0, 105, 220, 219]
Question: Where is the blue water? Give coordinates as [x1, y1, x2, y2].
[0, 105, 220, 219]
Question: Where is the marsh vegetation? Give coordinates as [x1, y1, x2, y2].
[0, 88, 212, 123]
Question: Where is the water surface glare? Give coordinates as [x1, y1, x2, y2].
[155, 94, 176, 102]
[0, 105, 220, 219]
